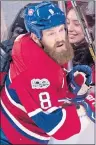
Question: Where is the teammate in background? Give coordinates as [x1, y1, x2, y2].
[0, 1, 95, 145]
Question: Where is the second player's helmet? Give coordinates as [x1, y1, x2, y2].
[24, 1, 66, 39]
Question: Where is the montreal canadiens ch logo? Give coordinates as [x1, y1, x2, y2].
[28, 9, 34, 16]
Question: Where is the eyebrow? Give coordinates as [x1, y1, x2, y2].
[73, 20, 79, 23]
[45, 29, 55, 32]
[45, 25, 64, 33]
[67, 18, 79, 23]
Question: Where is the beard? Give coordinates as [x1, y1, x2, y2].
[41, 34, 74, 65]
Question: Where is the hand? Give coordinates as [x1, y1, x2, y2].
[62, 94, 95, 123]
[74, 93, 95, 123]
[67, 65, 93, 98]
[82, 93, 95, 122]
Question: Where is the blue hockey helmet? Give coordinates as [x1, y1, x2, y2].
[24, 1, 66, 39]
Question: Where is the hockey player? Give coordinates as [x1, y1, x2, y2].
[0, 1, 95, 145]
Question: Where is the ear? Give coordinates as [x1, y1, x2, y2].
[31, 33, 42, 47]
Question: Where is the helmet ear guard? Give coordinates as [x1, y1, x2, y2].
[67, 65, 92, 98]
[24, 23, 42, 39]
[24, 1, 66, 40]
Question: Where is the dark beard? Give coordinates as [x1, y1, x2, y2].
[43, 36, 74, 65]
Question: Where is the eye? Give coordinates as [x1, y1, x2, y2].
[74, 22, 80, 26]
[48, 32, 55, 36]
[59, 28, 64, 32]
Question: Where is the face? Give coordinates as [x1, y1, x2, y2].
[67, 9, 85, 44]
[40, 24, 74, 65]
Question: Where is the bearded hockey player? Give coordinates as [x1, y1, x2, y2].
[0, 1, 95, 145]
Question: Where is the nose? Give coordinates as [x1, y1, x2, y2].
[67, 23, 74, 32]
[55, 35, 62, 42]
[55, 32, 65, 42]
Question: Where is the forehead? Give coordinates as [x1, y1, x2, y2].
[43, 24, 65, 33]
[67, 9, 78, 20]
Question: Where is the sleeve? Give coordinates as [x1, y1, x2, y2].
[11, 60, 81, 140]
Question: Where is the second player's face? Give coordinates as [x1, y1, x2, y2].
[41, 24, 73, 65]
[67, 9, 85, 44]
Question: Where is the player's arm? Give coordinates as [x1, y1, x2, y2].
[65, 65, 95, 123]
[11, 69, 80, 140]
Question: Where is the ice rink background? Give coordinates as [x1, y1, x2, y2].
[1, 1, 95, 144]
